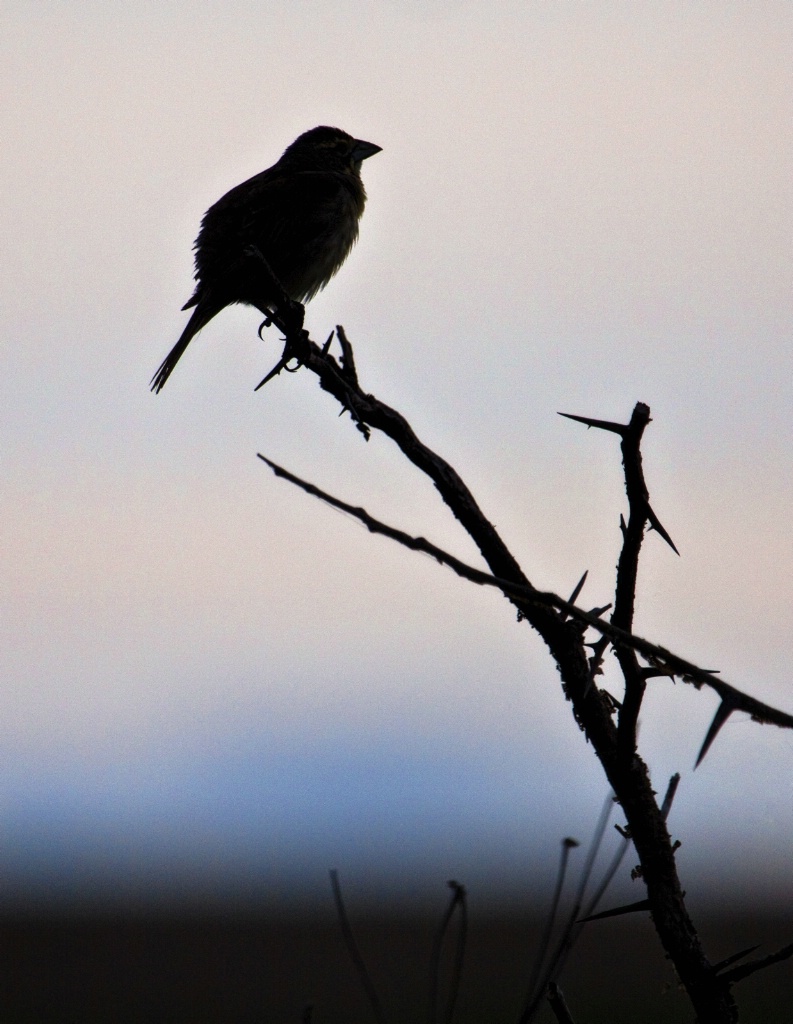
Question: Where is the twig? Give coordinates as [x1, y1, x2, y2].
[660, 774, 681, 821]
[428, 880, 467, 1024]
[524, 838, 579, 1012]
[517, 797, 615, 1024]
[547, 983, 576, 1024]
[257, 455, 793, 737]
[578, 830, 633, 922]
[329, 869, 385, 1024]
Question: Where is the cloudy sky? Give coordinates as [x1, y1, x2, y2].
[2, 2, 791, 912]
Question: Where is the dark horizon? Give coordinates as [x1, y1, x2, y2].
[4, 903, 792, 1024]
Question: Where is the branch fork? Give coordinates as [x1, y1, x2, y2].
[252, 313, 792, 1023]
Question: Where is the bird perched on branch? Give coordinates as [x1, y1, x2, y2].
[150, 126, 381, 392]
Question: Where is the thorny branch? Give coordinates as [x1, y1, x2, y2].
[257, 455, 793, 738]
[581, 405, 662, 762]
[254, 316, 792, 1023]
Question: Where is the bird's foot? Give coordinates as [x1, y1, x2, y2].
[254, 330, 310, 391]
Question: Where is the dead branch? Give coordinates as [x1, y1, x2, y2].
[252, 315, 790, 1023]
[257, 455, 793, 740]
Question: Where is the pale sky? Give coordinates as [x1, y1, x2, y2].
[2, 1, 792, 910]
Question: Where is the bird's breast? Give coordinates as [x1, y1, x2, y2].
[281, 179, 366, 303]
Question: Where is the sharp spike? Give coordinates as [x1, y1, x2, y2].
[578, 898, 650, 923]
[567, 570, 588, 606]
[695, 700, 735, 768]
[713, 944, 761, 974]
[647, 507, 680, 555]
[558, 412, 627, 435]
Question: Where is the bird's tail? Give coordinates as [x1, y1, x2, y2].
[150, 298, 219, 393]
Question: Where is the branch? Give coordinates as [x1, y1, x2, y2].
[258, 327, 547, 628]
[428, 880, 467, 1024]
[562, 405, 676, 762]
[559, 408, 678, 557]
[254, 319, 769, 1022]
[257, 455, 793, 738]
[329, 869, 385, 1024]
[547, 983, 576, 1024]
[660, 773, 681, 821]
[523, 837, 579, 1017]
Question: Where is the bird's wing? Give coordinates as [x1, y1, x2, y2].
[193, 169, 358, 289]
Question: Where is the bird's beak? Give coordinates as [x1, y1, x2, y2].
[352, 139, 382, 164]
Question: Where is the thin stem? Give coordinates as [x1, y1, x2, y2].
[329, 870, 385, 1024]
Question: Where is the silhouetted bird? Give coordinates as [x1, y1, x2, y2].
[151, 126, 381, 392]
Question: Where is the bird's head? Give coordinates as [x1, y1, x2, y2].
[281, 126, 382, 175]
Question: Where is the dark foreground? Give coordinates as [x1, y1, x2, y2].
[2, 906, 791, 1023]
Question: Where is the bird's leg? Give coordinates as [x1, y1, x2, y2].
[254, 319, 312, 391]
[243, 243, 311, 389]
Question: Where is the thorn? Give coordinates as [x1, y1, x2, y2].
[567, 571, 588, 605]
[561, 571, 589, 621]
[254, 354, 291, 390]
[641, 666, 676, 680]
[587, 604, 612, 617]
[578, 898, 650, 923]
[558, 412, 627, 436]
[646, 506, 680, 555]
[695, 700, 735, 768]
[322, 330, 335, 354]
[713, 945, 760, 974]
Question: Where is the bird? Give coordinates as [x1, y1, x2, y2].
[150, 126, 381, 392]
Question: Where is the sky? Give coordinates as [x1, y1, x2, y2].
[1, 2, 792, 914]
